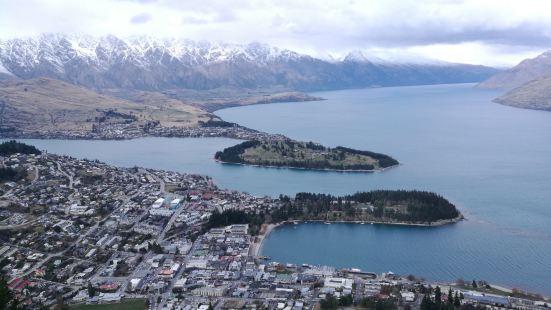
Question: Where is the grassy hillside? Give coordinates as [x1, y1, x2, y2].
[494, 75, 551, 111]
[215, 140, 398, 171]
[0, 78, 210, 135]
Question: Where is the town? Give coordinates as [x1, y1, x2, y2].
[0, 149, 549, 310]
[1, 117, 287, 143]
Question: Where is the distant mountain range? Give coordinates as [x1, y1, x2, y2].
[0, 34, 498, 91]
[478, 50, 551, 111]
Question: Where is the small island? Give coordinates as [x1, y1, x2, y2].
[214, 140, 399, 171]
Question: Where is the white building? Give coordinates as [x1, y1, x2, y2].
[324, 277, 354, 290]
[170, 198, 182, 209]
[402, 291, 416, 302]
[151, 198, 165, 209]
[149, 208, 174, 217]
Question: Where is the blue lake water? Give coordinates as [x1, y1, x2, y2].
[10, 83, 551, 294]
[217, 83, 551, 294]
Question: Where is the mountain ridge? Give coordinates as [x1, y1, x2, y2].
[494, 75, 551, 111]
[477, 50, 551, 90]
[0, 33, 499, 92]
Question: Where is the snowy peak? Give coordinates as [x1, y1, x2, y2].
[0, 34, 498, 91]
[343, 50, 377, 63]
[0, 34, 306, 74]
[343, 49, 450, 66]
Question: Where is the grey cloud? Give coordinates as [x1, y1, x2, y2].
[182, 15, 209, 25]
[130, 12, 152, 24]
[213, 10, 237, 23]
[365, 22, 551, 48]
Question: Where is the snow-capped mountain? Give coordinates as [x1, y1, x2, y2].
[342, 50, 451, 66]
[0, 34, 498, 91]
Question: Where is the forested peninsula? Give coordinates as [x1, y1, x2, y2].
[214, 140, 399, 171]
[206, 190, 463, 235]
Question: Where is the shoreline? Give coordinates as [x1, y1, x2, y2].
[250, 222, 281, 257]
[250, 215, 464, 257]
[215, 158, 399, 173]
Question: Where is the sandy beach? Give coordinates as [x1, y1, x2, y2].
[249, 223, 280, 257]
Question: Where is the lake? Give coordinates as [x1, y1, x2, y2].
[11, 83, 551, 294]
[217, 83, 551, 294]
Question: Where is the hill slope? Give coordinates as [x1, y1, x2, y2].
[478, 51, 551, 90]
[0, 78, 209, 135]
[494, 76, 551, 111]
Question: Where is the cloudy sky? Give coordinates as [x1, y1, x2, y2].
[1, 0, 551, 67]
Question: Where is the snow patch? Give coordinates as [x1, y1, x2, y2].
[343, 49, 450, 66]
[0, 60, 13, 75]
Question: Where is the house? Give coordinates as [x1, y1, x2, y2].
[402, 291, 416, 302]
[324, 277, 353, 290]
[98, 292, 122, 302]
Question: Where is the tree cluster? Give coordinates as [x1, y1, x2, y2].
[0, 167, 27, 183]
[0, 140, 41, 156]
[334, 146, 399, 168]
[421, 287, 462, 310]
[215, 140, 261, 163]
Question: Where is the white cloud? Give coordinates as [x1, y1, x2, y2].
[1, 0, 551, 66]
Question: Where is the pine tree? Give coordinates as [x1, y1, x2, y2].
[421, 294, 431, 310]
[454, 292, 461, 308]
[472, 280, 477, 288]
[435, 286, 442, 304]
[0, 277, 14, 310]
[87, 282, 96, 298]
[447, 288, 454, 305]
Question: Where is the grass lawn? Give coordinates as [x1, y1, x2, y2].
[70, 299, 146, 310]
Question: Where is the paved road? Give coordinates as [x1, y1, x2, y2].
[32, 166, 39, 182]
[156, 201, 185, 243]
[55, 160, 73, 189]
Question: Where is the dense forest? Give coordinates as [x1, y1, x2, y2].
[214, 140, 398, 170]
[214, 140, 261, 163]
[204, 190, 461, 235]
[0, 140, 41, 156]
[291, 190, 460, 223]
[205, 209, 266, 235]
[0, 167, 28, 182]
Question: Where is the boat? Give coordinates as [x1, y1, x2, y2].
[324, 222, 331, 225]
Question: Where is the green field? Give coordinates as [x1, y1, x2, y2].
[69, 299, 146, 310]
